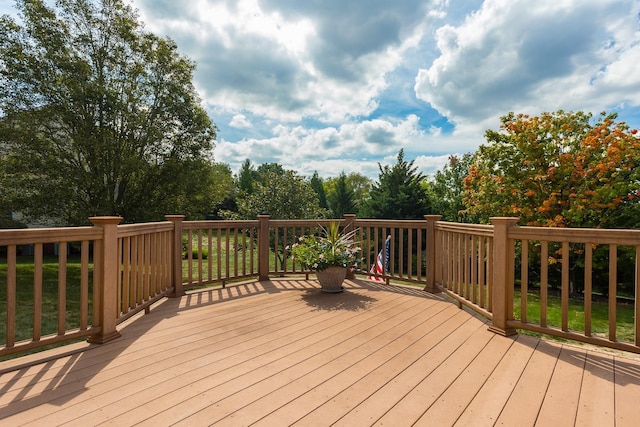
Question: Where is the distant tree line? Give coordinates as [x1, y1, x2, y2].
[2, 1, 640, 244]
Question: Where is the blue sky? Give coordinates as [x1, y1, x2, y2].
[2, 0, 639, 179]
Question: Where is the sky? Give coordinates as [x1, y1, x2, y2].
[2, 0, 640, 180]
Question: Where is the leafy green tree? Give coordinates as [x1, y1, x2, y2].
[255, 163, 285, 181]
[202, 163, 235, 218]
[228, 168, 327, 267]
[427, 153, 473, 222]
[232, 170, 326, 220]
[463, 111, 640, 228]
[309, 171, 328, 209]
[326, 172, 356, 218]
[133, 160, 233, 221]
[0, 0, 216, 224]
[360, 149, 431, 219]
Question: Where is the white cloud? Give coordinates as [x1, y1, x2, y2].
[215, 114, 480, 178]
[414, 154, 452, 177]
[415, 0, 640, 134]
[139, 0, 442, 124]
[3, 0, 639, 183]
[229, 113, 252, 129]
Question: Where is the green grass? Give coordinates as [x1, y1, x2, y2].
[182, 230, 293, 284]
[3, 245, 637, 358]
[0, 255, 93, 346]
[514, 289, 635, 343]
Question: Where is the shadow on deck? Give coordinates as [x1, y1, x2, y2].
[1, 278, 640, 426]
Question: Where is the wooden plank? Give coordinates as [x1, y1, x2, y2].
[1, 279, 637, 427]
[251, 307, 474, 427]
[574, 350, 614, 426]
[89, 291, 436, 425]
[13, 289, 410, 423]
[372, 323, 497, 425]
[331, 316, 488, 427]
[613, 355, 640, 426]
[0, 286, 319, 411]
[200, 302, 463, 426]
[495, 338, 561, 425]
[453, 334, 539, 426]
[535, 345, 586, 426]
[414, 331, 515, 426]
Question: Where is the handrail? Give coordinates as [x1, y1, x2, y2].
[1, 225, 102, 357]
[435, 218, 640, 354]
[3, 214, 640, 359]
[507, 222, 640, 354]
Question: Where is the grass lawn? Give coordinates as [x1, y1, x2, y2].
[181, 229, 296, 284]
[3, 243, 637, 359]
[514, 289, 635, 343]
[0, 255, 92, 351]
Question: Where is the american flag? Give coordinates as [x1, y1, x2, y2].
[369, 235, 390, 281]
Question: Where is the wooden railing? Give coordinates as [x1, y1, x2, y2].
[508, 222, 640, 353]
[0, 223, 102, 356]
[262, 215, 431, 285]
[434, 217, 640, 354]
[3, 214, 640, 359]
[433, 219, 494, 318]
[181, 218, 260, 287]
[116, 220, 176, 324]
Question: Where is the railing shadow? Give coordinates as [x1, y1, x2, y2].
[0, 276, 458, 419]
[0, 298, 181, 416]
[511, 333, 640, 387]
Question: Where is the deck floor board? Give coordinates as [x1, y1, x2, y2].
[1, 278, 640, 426]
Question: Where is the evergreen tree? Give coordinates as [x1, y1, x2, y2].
[361, 149, 431, 219]
[237, 159, 256, 194]
[309, 171, 328, 209]
[327, 172, 356, 218]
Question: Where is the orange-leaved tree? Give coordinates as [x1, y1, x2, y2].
[463, 110, 640, 228]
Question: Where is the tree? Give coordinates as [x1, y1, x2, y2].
[427, 153, 473, 222]
[360, 149, 431, 219]
[463, 111, 640, 228]
[228, 168, 328, 267]
[202, 163, 235, 218]
[309, 171, 327, 209]
[133, 160, 233, 221]
[255, 163, 285, 181]
[326, 172, 356, 218]
[0, 0, 216, 224]
[324, 172, 372, 216]
[237, 159, 256, 195]
[232, 169, 326, 220]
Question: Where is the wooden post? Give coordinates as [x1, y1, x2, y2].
[165, 215, 185, 298]
[488, 217, 519, 337]
[258, 215, 270, 281]
[343, 214, 357, 279]
[423, 215, 443, 293]
[88, 216, 122, 344]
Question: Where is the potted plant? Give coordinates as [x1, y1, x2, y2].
[290, 221, 361, 292]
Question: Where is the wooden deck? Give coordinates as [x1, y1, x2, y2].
[2, 278, 640, 426]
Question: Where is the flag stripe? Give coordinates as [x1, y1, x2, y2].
[369, 236, 390, 281]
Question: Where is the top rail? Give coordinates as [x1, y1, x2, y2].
[0, 227, 102, 245]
